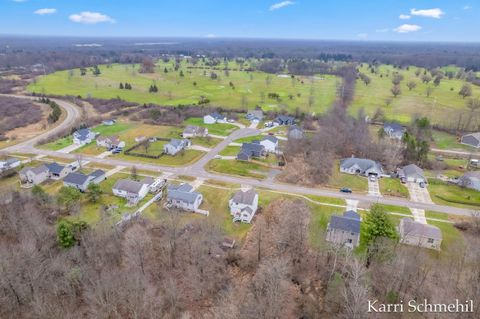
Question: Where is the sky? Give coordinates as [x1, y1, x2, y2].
[0, 0, 478, 42]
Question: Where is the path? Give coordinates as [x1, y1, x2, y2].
[406, 182, 433, 224]
[368, 178, 381, 197]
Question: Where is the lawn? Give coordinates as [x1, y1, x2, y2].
[376, 204, 412, 216]
[40, 136, 73, 151]
[116, 149, 206, 166]
[219, 145, 241, 156]
[234, 135, 265, 143]
[327, 162, 368, 192]
[28, 60, 338, 114]
[428, 178, 480, 210]
[206, 159, 269, 180]
[189, 136, 222, 147]
[432, 130, 478, 152]
[351, 64, 480, 125]
[92, 122, 134, 136]
[73, 143, 106, 156]
[425, 210, 450, 221]
[184, 117, 238, 136]
[309, 204, 345, 248]
[379, 178, 409, 198]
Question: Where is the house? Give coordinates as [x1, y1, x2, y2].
[275, 115, 295, 126]
[458, 171, 480, 191]
[254, 136, 278, 153]
[96, 136, 125, 149]
[163, 139, 191, 155]
[460, 132, 480, 148]
[141, 176, 155, 187]
[19, 165, 49, 185]
[148, 178, 167, 193]
[326, 211, 362, 248]
[113, 179, 150, 205]
[135, 136, 146, 142]
[203, 112, 227, 124]
[45, 162, 71, 180]
[63, 169, 106, 192]
[167, 183, 203, 211]
[340, 157, 383, 177]
[288, 125, 304, 140]
[399, 218, 442, 250]
[182, 125, 208, 138]
[229, 189, 258, 223]
[398, 164, 426, 184]
[383, 122, 406, 140]
[0, 158, 20, 170]
[246, 110, 264, 122]
[102, 119, 116, 126]
[73, 128, 96, 145]
[236, 143, 266, 161]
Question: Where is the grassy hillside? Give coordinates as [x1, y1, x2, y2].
[351, 64, 480, 125]
[28, 59, 338, 114]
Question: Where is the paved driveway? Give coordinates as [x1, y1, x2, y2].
[368, 178, 381, 197]
[406, 182, 433, 224]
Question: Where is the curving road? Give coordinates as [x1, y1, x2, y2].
[1, 94, 476, 217]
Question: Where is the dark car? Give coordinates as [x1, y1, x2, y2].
[340, 188, 352, 193]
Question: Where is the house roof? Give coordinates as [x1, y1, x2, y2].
[247, 110, 264, 119]
[20, 165, 48, 176]
[262, 136, 278, 143]
[340, 157, 383, 173]
[45, 162, 65, 175]
[288, 125, 303, 133]
[461, 171, 480, 181]
[329, 211, 361, 233]
[400, 218, 442, 240]
[400, 164, 425, 179]
[141, 176, 155, 186]
[64, 172, 90, 186]
[462, 132, 480, 142]
[167, 183, 201, 204]
[240, 142, 265, 154]
[5, 158, 19, 165]
[276, 115, 295, 123]
[231, 189, 257, 205]
[183, 125, 206, 134]
[168, 138, 187, 148]
[210, 112, 225, 120]
[97, 135, 120, 145]
[89, 169, 105, 179]
[74, 128, 92, 140]
[384, 122, 405, 132]
[236, 151, 251, 161]
[113, 179, 146, 194]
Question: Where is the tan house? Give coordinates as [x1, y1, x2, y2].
[326, 211, 361, 248]
[399, 218, 442, 250]
[19, 165, 49, 185]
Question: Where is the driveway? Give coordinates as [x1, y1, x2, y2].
[368, 178, 381, 197]
[406, 182, 433, 224]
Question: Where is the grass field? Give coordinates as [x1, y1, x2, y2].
[351, 64, 480, 125]
[219, 146, 241, 156]
[428, 178, 480, 210]
[327, 162, 368, 192]
[206, 159, 269, 179]
[116, 149, 206, 166]
[28, 60, 338, 114]
[184, 118, 238, 136]
[379, 178, 409, 198]
[432, 130, 479, 152]
[40, 136, 73, 151]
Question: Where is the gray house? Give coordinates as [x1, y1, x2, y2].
[182, 125, 208, 138]
[399, 218, 442, 250]
[326, 211, 361, 248]
[399, 164, 426, 184]
[236, 143, 266, 161]
[167, 183, 203, 211]
[246, 110, 264, 122]
[288, 125, 304, 140]
[460, 132, 480, 148]
[113, 179, 149, 205]
[275, 115, 295, 126]
[63, 169, 106, 192]
[383, 122, 406, 140]
[458, 171, 480, 191]
[19, 165, 49, 185]
[45, 162, 71, 180]
[340, 157, 383, 177]
[163, 139, 191, 155]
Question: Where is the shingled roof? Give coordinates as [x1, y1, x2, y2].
[329, 210, 361, 234]
[231, 189, 257, 205]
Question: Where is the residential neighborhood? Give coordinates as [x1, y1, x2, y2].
[340, 157, 383, 177]
[166, 183, 203, 212]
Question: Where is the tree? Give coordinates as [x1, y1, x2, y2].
[406, 81, 417, 91]
[421, 74, 432, 84]
[87, 183, 103, 203]
[92, 65, 101, 76]
[140, 58, 155, 73]
[179, 70, 184, 77]
[433, 75, 442, 86]
[119, 83, 124, 89]
[391, 84, 401, 97]
[56, 219, 87, 248]
[143, 140, 151, 154]
[459, 84, 472, 99]
[362, 204, 397, 246]
[164, 67, 168, 73]
[31, 184, 49, 203]
[57, 186, 81, 210]
[131, 166, 138, 181]
[392, 74, 403, 85]
[425, 86, 434, 97]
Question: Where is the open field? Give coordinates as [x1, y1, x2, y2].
[379, 178, 409, 198]
[428, 178, 480, 210]
[28, 60, 338, 114]
[206, 159, 269, 179]
[432, 130, 480, 152]
[351, 64, 480, 125]
[116, 149, 206, 166]
[184, 118, 238, 136]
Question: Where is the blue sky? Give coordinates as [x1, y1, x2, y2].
[0, 0, 478, 41]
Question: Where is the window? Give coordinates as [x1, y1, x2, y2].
[347, 239, 353, 244]
[427, 238, 434, 243]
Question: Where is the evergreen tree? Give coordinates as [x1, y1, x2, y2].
[362, 204, 397, 246]
[164, 67, 168, 73]
[57, 221, 75, 248]
[92, 65, 101, 76]
[87, 183, 103, 203]
[179, 70, 184, 77]
[119, 83, 124, 89]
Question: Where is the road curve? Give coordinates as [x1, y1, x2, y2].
[0, 94, 81, 152]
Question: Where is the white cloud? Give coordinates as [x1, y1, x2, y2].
[269, 1, 295, 11]
[357, 33, 368, 39]
[375, 28, 389, 33]
[69, 12, 115, 24]
[410, 8, 445, 18]
[463, 5, 472, 10]
[399, 14, 411, 20]
[394, 24, 422, 33]
[34, 8, 57, 15]
[205, 34, 216, 38]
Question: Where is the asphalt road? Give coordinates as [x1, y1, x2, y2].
[1, 94, 477, 217]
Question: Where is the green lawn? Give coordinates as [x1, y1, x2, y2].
[234, 135, 265, 143]
[376, 204, 412, 215]
[73, 142, 106, 156]
[184, 117, 238, 136]
[432, 130, 478, 152]
[189, 136, 222, 147]
[428, 178, 480, 210]
[425, 210, 450, 221]
[379, 178, 409, 198]
[219, 146, 241, 156]
[327, 162, 368, 192]
[351, 64, 480, 125]
[116, 149, 206, 166]
[309, 204, 345, 248]
[92, 122, 134, 136]
[206, 159, 269, 180]
[40, 136, 73, 151]
[28, 60, 338, 114]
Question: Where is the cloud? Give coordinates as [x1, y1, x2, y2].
[34, 8, 57, 15]
[69, 11, 115, 24]
[394, 24, 422, 33]
[269, 1, 295, 11]
[357, 33, 368, 39]
[399, 14, 411, 20]
[375, 28, 389, 33]
[410, 8, 445, 18]
[463, 5, 472, 10]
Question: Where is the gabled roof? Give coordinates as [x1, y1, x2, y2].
[401, 164, 425, 179]
[384, 122, 405, 132]
[167, 183, 201, 204]
[240, 142, 265, 154]
[210, 112, 225, 120]
[276, 115, 295, 122]
[141, 176, 155, 186]
[64, 172, 90, 186]
[45, 162, 65, 175]
[329, 211, 361, 233]
[288, 125, 303, 133]
[97, 135, 120, 144]
[74, 128, 93, 140]
[261, 135, 278, 144]
[20, 165, 49, 176]
[462, 132, 480, 142]
[113, 179, 146, 194]
[89, 169, 106, 178]
[231, 189, 257, 205]
[340, 157, 383, 173]
[168, 138, 187, 148]
[400, 218, 442, 240]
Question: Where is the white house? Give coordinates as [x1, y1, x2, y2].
[182, 125, 208, 138]
[19, 165, 49, 185]
[167, 183, 203, 211]
[73, 128, 96, 145]
[0, 158, 20, 170]
[229, 189, 258, 223]
[113, 179, 149, 205]
[340, 157, 383, 177]
[96, 135, 125, 149]
[383, 122, 406, 140]
[203, 112, 226, 124]
[163, 139, 191, 155]
[256, 136, 278, 153]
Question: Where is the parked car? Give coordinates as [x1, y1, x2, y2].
[419, 182, 426, 188]
[340, 188, 352, 193]
[369, 175, 377, 182]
